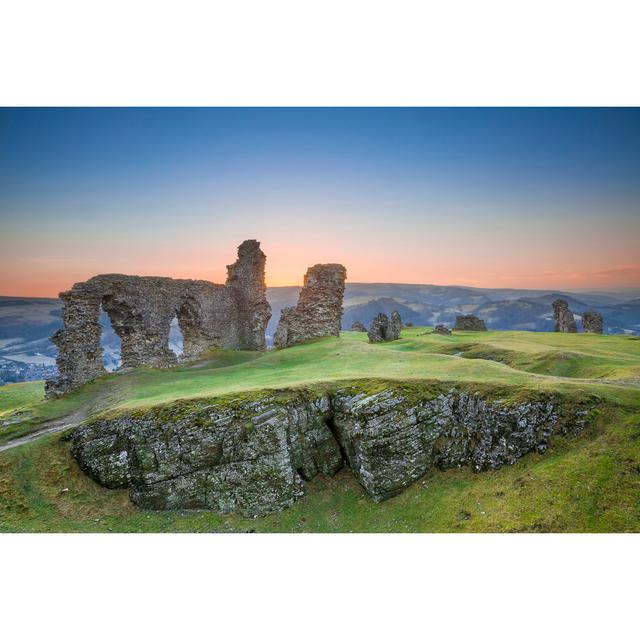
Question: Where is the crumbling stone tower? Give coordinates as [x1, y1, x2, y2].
[46, 240, 271, 398]
[552, 299, 577, 333]
[274, 264, 347, 348]
[226, 239, 271, 350]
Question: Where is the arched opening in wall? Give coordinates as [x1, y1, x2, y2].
[99, 303, 122, 371]
[168, 315, 184, 359]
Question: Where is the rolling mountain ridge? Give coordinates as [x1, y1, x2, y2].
[1, 283, 639, 384]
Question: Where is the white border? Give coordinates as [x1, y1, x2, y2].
[1, 534, 638, 638]
[1, 0, 639, 106]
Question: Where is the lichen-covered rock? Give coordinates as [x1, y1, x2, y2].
[273, 264, 347, 348]
[367, 312, 401, 343]
[582, 311, 603, 334]
[433, 324, 452, 335]
[350, 321, 367, 332]
[331, 387, 579, 502]
[72, 383, 590, 515]
[552, 299, 577, 333]
[72, 392, 342, 516]
[47, 240, 271, 398]
[454, 315, 487, 331]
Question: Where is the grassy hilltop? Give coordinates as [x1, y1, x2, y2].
[1, 328, 639, 532]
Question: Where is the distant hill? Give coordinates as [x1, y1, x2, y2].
[1, 283, 639, 383]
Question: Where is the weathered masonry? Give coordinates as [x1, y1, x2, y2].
[46, 240, 271, 398]
[552, 299, 577, 333]
[273, 264, 347, 348]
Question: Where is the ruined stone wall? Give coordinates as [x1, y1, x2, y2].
[454, 315, 487, 331]
[552, 299, 577, 333]
[273, 264, 347, 348]
[582, 311, 603, 334]
[367, 311, 402, 343]
[46, 240, 270, 398]
[433, 324, 452, 335]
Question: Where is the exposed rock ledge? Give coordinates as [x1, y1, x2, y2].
[72, 383, 591, 516]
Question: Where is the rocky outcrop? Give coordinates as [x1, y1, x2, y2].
[552, 299, 577, 333]
[350, 321, 367, 332]
[273, 264, 347, 348]
[367, 311, 402, 343]
[454, 315, 487, 331]
[331, 388, 574, 501]
[72, 383, 590, 515]
[433, 324, 452, 335]
[46, 240, 271, 398]
[582, 311, 603, 334]
[72, 392, 342, 516]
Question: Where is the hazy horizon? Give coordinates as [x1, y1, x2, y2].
[2, 107, 639, 297]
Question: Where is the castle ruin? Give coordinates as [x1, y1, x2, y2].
[454, 314, 487, 331]
[582, 310, 604, 334]
[552, 299, 577, 333]
[46, 240, 271, 397]
[367, 311, 402, 343]
[273, 264, 347, 349]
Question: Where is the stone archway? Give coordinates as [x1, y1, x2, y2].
[177, 297, 210, 360]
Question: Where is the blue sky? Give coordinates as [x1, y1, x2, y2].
[1, 107, 639, 295]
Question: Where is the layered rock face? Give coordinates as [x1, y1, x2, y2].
[47, 240, 271, 398]
[433, 324, 452, 335]
[552, 299, 577, 333]
[454, 315, 487, 331]
[273, 264, 347, 348]
[350, 321, 367, 332]
[331, 388, 574, 501]
[367, 311, 402, 343]
[73, 393, 342, 516]
[582, 311, 603, 334]
[72, 383, 589, 515]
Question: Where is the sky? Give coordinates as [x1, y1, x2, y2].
[1, 107, 639, 297]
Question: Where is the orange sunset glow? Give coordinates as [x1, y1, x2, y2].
[1, 107, 639, 297]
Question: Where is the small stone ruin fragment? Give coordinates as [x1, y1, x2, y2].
[552, 299, 577, 333]
[367, 311, 402, 343]
[350, 321, 367, 332]
[454, 315, 487, 331]
[582, 310, 603, 334]
[433, 324, 452, 335]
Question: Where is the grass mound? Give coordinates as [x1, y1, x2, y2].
[2, 328, 640, 445]
[1, 327, 639, 532]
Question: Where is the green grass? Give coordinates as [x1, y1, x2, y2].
[1, 404, 637, 532]
[1, 327, 639, 532]
[12, 328, 639, 426]
[0, 381, 44, 418]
